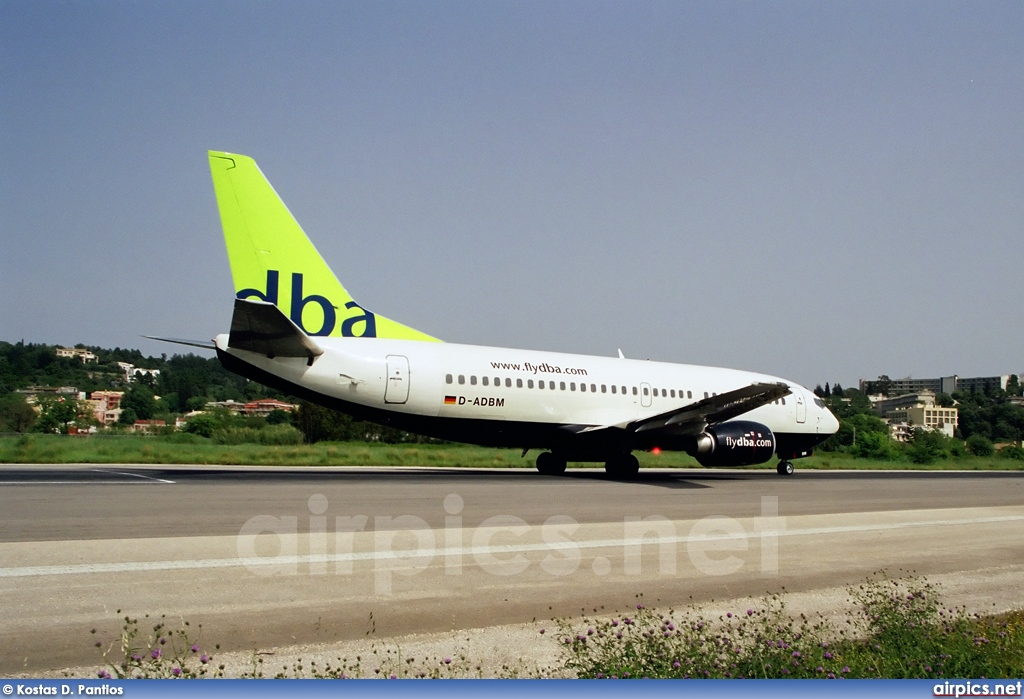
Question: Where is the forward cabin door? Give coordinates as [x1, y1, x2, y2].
[795, 390, 806, 423]
[385, 355, 410, 404]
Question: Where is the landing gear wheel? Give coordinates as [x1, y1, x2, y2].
[777, 461, 794, 476]
[536, 451, 567, 476]
[605, 454, 640, 479]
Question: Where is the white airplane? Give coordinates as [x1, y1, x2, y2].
[180, 151, 839, 477]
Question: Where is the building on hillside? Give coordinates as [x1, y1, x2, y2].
[130, 419, 165, 434]
[884, 406, 958, 438]
[16, 386, 84, 405]
[87, 390, 124, 425]
[56, 347, 98, 363]
[117, 362, 161, 384]
[204, 400, 246, 414]
[243, 398, 299, 417]
[872, 391, 937, 416]
[860, 374, 1013, 397]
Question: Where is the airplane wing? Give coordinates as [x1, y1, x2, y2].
[227, 298, 324, 364]
[575, 381, 791, 437]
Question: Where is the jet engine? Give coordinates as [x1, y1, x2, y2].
[692, 420, 776, 467]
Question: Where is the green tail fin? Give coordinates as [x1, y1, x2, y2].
[209, 151, 440, 342]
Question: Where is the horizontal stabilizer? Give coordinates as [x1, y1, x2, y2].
[228, 298, 324, 363]
[143, 336, 216, 350]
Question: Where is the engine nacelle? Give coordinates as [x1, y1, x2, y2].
[693, 420, 776, 467]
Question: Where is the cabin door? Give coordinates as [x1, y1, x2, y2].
[385, 355, 410, 404]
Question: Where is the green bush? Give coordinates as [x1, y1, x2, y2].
[966, 434, 995, 457]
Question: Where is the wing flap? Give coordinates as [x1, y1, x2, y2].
[228, 298, 324, 363]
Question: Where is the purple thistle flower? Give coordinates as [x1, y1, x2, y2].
[824, 651, 833, 659]
[444, 657, 451, 664]
[672, 661, 680, 669]
[97, 670, 111, 679]
[200, 655, 209, 664]
[842, 667, 851, 674]
[539, 629, 545, 634]
[747, 609, 754, 616]
[151, 649, 162, 659]
[726, 612, 732, 618]
[191, 644, 199, 653]
[172, 667, 181, 677]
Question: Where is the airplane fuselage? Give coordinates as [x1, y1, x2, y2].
[215, 334, 838, 462]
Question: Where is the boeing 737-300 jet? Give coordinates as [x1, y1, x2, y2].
[170, 151, 839, 478]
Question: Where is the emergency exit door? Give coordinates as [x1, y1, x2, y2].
[385, 355, 409, 404]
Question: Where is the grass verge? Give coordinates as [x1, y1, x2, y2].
[2, 434, 1022, 470]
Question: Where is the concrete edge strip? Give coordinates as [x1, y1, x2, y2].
[2, 514, 1023, 578]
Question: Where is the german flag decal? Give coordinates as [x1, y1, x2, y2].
[444, 396, 457, 405]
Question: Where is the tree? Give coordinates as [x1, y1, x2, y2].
[34, 396, 87, 434]
[832, 383, 843, 398]
[0, 393, 36, 432]
[121, 385, 157, 420]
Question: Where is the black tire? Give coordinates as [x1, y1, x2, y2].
[605, 453, 640, 479]
[776, 461, 794, 476]
[536, 452, 567, 476]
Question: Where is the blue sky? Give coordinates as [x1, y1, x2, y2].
[2, 1, 1021, 388]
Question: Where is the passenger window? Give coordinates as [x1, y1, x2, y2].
[611, 385, 617, 394]
[536, 380, 542, 389]
[661, 389, 667, 397]
[687, 391, 692, 399]
[482, 377, 489, 386]
[580, 383, 586, 392]
[632, 387, 638, 396]
[528, 379, 534, 389]
[516, 379, 522, 388]
[446, 374, 453, 384]
[549, 381, 555, 390]
[506, 378, 512, 388]
[643, 387, 649, 396]
[622, 386, 627, 395]
[670, 389, 675, 398]
[471, 376, 477, 386]
[782, 398, 786, 405]
[570, 382, 576, 391]
[601, 385, 607, 393]
[495, 377, 500, 386]
[560, 382, 566, 391]
[458, 375, 465, 385]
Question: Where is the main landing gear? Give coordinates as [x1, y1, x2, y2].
[605, 454, 640, 479]
[535, 451, 567, 476]
[776, 460, 794, 476]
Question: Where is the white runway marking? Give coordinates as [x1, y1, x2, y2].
[1, 513, 1021, 579]
[0, 469, 175, 486]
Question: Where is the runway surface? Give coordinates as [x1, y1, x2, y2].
[1, 464, 1023, 673]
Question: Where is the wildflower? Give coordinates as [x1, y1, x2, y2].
[827, 672, 835, 679]
[636, 604, 644, 610]
[151, 649, 162, 660]
[792, 651, 801, 658]
[97, 670, 111, 679]
[747, 609, 754, 616]
[444, 658, 451, 665]
[172, 667, 181, 677]
[200, 655, 209, 665]
[824, 651, 833, 660]
[611, 619, 619, 627]
[191, 644, 199, 653]
[539, 629, 545, 634]
[727, 612, 733, 618]
[817, 666, 824, 673]
[842, 667, 851, 674]
[672, 661, 680, 669]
